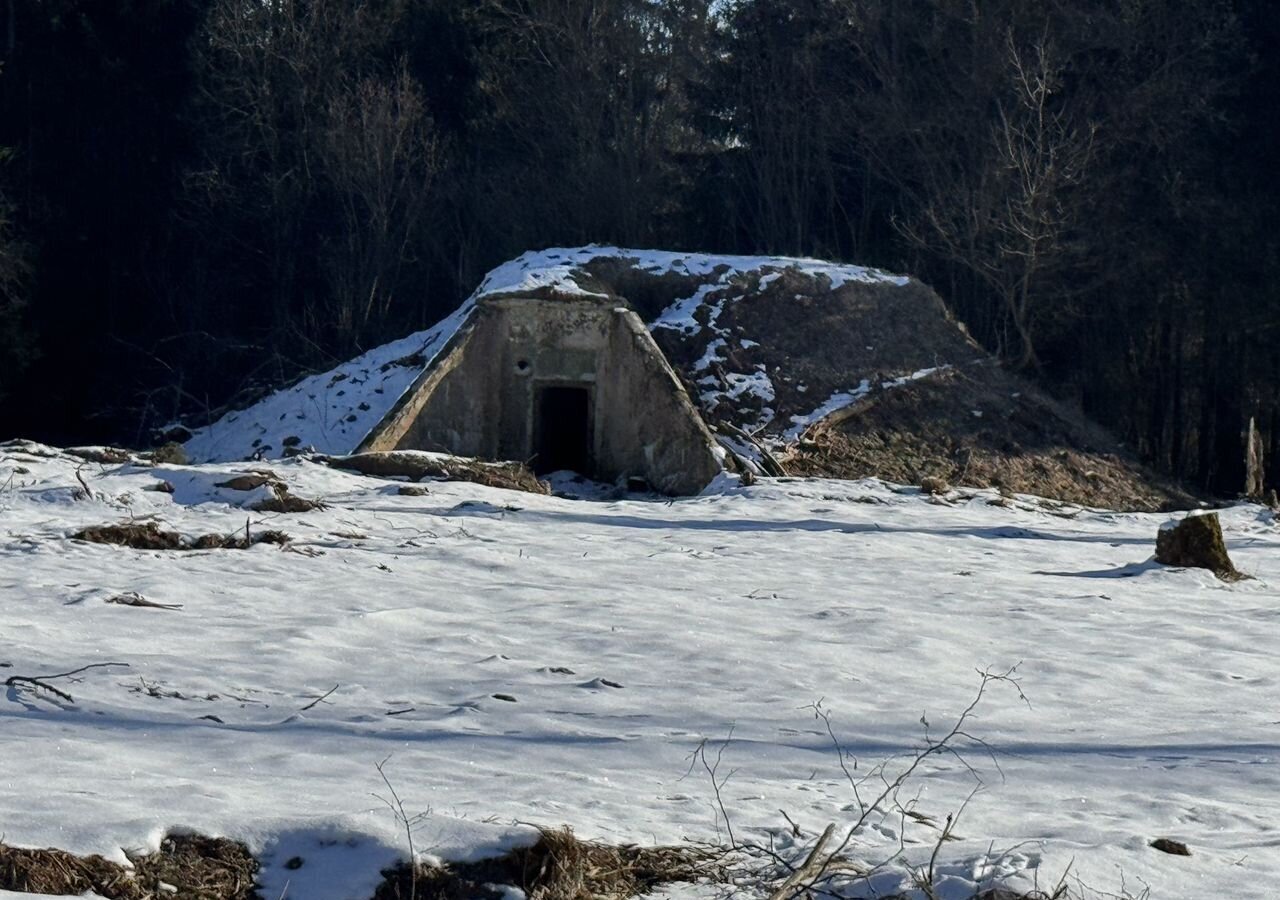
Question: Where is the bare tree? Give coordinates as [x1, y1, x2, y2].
[464, 0, 710, 249]
[897, 28, 1096, 370]
[187, 0, 439, 353]
[316, 66, 440, 345]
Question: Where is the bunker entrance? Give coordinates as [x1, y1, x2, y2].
[534, 385, 593, 475]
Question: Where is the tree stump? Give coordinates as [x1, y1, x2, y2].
[1155, 512, 1243, 581]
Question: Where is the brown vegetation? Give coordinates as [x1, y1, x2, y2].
[373, 826, 720, 900]
[72, 521, 288, 550]
[322, 451, 549, 495]
[66, 446, 135, 465]
[0, 833, 259, 900]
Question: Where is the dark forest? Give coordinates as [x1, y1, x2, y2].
[0, 0, 1276, 497]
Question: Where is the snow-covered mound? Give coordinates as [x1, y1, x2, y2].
[182, 246, 914, 465]
[1, 443, 1277, 898]
[181, 246, 1185, 511]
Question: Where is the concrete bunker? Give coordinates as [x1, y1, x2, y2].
[358, 295, 722, 495]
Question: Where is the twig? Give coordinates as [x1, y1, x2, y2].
[779, 809, 804, 838]
[689, 729, 739, 848]
[74, 464, 93, 501]
[300, 683, 340, 711]
[4, 661, 130, 703]
[374, 756, 417, 900]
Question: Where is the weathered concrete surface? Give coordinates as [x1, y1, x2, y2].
[361, 297, 721, 495]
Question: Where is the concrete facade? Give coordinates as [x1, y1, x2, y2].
[359, 297, 722, 495]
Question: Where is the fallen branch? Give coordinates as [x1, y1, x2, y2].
[4, 662, 130, 703]
[768, 823, 835, 900]
[719, 423, 788, 477]
[73, 464, 93, 502]
[105, 592, 182, 610]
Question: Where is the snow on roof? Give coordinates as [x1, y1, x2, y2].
[183, 300, 475, 464]
[183, 246, 913, 464]
[475, 245, 909, 300]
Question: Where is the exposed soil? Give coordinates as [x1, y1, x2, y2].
[778, 365, 1196, 512]
[648, 269, 986, 432]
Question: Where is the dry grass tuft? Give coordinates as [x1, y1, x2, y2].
[72, 521, 183, 549]
[374, 826, 723, 900]
[249, 491, 326, 513]
[0, 833, 259, 899]
[66, 446, 135, 465]
[148, 442, 189, 465]
[0, 843, 140, 898]
[72, 521, 288, 550]
[130, 833, 260, 899]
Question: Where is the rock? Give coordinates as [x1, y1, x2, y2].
[1150, 838, 1190, 856]
[919, 475, 950, 495]
[397, 485, 430, 496]
[1155, 512, 1243, 581]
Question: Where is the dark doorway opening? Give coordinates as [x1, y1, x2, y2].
[534, 385, 593, 475]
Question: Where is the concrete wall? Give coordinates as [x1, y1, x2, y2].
[366, 297, 721, 494]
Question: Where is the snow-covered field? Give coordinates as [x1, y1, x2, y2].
[2, 445, 1279, 898]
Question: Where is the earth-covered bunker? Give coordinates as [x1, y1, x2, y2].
[358, 294, 723, 495]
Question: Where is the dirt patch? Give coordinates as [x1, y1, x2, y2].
[777, 365, 1196, 512]
[373, 827, 720, 900]
[580, 256, 720, 320]
[648, 271, 984, 432]
[0, 834, 259, 900]
[72, 521, 288, 550]
[322, 451, 550, 495]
